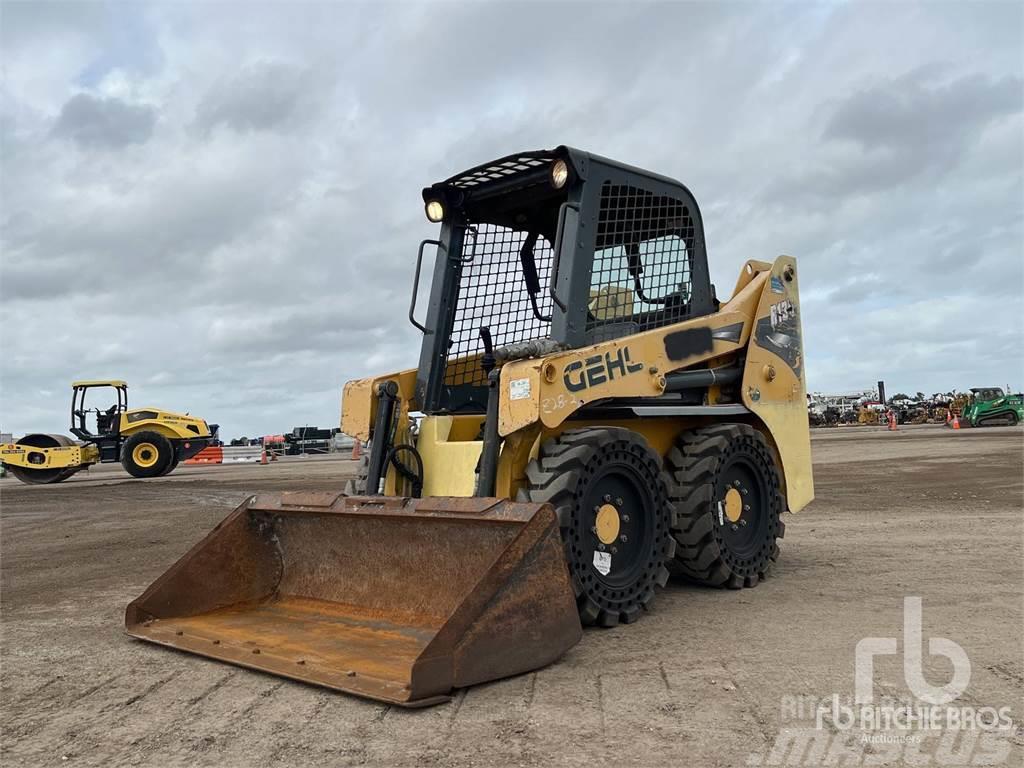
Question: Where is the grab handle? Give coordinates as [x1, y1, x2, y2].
[410, 239, 444, 333]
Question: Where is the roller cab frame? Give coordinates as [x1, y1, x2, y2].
[128, 147, 813, 707]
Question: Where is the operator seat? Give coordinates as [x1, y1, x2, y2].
[95, 405, 119, 435]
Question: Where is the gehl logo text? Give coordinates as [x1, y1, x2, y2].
[564, 347, 644, 392]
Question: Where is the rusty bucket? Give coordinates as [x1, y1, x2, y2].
[125, 492, 581, 706]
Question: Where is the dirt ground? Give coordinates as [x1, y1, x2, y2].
[2, 426, 1022, 767]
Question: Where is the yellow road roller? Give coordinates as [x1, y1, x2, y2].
[128, 147, 814, 706]
[2, 380, 216, 484]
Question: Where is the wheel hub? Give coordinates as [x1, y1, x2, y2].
[723, 487, 743, 523]
[595, 503, 621, 545]
[133, 443, 158, 468]
[718, 460, 768, 557]
[581, 469, 655, 591]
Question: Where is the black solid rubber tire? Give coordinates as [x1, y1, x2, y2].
[158, 454, 180, 477]
[518, 427, 676, 627]
[121, 432, 174, 478]
[666, 423, 785, 589]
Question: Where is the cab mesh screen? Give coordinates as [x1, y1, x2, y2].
[444, 225, 554, 387]
[587, 181, 693, 340]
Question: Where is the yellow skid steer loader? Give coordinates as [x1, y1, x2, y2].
[127, 147, 813, 706]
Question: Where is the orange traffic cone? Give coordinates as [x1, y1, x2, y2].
[887, 412, 898, 431]
[952, 415, 961, 430]
[260, 449, 268, 465]
[352, 439, 362, 460]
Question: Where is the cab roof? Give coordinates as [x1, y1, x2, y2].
[72, 380, 127, 388]
[423, 146, 696, 208]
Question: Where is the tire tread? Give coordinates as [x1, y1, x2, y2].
[667, 423, 785, 588]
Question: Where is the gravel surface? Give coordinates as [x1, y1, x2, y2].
[2, 426, 1021, 767]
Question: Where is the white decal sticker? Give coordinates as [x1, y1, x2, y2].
[593, 551, 612, 576]
[541, 393, 579, 414]
[769, 299, 796, 329]
[717, 501, 725, 526]
[509, 378, 531, 401]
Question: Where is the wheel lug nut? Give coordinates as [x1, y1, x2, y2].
[611, 547, 618, 554]
[743, 505, 750, 512]
[615, 497, 623, 506]
[742, 488, 749, 495]
[733, 480, 741, 487]
[739, 519, 748, 527]
[598, 543, 606, 551]
[593, 505, 601, 513]
[730, 523, 739, 531]
[622, 515, 630, 523]
[619, 534, 628, 543]
[603, 494, 612, 503]
[591, 526, 598, 535]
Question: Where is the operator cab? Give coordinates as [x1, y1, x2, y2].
[70, 380, 128, 441]
[414, 146, 713, 414]
[970, 387, 1005, 402]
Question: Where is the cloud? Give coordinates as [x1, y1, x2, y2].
[193, 60, 323, 136]
[824, 71, 1023, 152]
[51, 92, 156, 148]
[0, 1, 1021, 439]
[764, 71, 1023, 205]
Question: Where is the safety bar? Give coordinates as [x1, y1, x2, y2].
[548, 202, 578, 313]
[409, 239, 444, 333]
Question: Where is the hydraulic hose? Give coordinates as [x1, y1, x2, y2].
[388, 443, 424, 499]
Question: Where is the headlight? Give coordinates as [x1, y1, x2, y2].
[550, 159, 569, 189]
[425, 200, 445, 222]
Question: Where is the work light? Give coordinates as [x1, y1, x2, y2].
[425, 200, 445, 222]
[551, 159, 569, 189]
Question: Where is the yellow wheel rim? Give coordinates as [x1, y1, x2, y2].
[595, 503, 621, 545]
[723, 487, 743, 523]
[132, 442, 159, 468]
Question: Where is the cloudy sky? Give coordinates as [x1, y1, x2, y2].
[1, 1, 1022, 439]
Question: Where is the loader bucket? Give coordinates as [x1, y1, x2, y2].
[125, 492, 582, 707]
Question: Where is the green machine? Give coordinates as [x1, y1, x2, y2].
[961, 388, 1023, 427]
